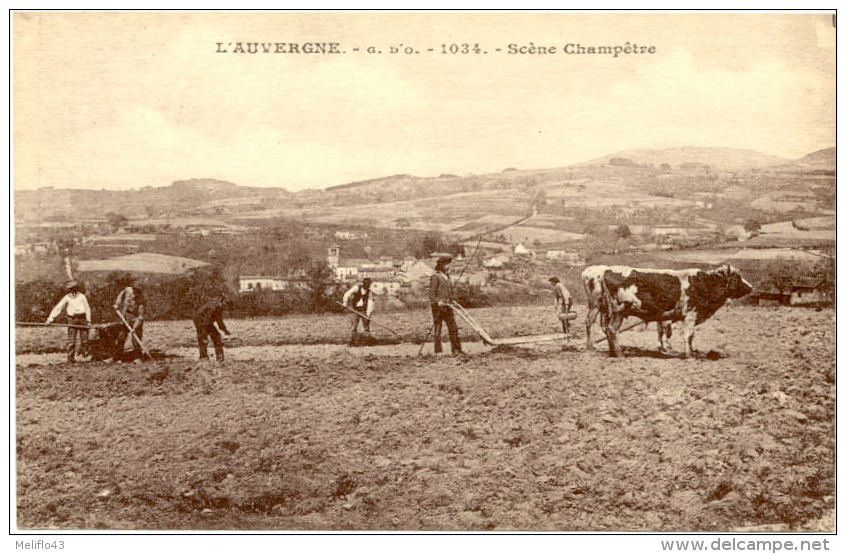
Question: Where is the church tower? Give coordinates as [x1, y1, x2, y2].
[327, 246, 340, 268]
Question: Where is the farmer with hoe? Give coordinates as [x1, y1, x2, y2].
[343, 277, 374, 346]
[112, 277, 146, 361]
[46, 280, 92, 363]
[428, 255, 464, 356]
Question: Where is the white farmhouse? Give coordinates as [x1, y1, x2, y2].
[239, 276, 309, 292]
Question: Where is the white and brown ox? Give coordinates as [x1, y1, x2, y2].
[582, 264, 753, 358]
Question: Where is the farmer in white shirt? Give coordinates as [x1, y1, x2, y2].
[46, 280, 92, 362]
[343, 278, 373, 345]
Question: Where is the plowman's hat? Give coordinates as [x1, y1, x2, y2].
[65, 280, 79, 290]
[549, 277, 560, 284]
[436, 256, 453, 265]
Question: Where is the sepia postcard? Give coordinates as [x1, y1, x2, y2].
[11, 10, 836, 542]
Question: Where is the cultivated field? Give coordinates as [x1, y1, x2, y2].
[15, 306, 835, 531]
[496, 225, 585, 245]
[253, 189, 533, 232]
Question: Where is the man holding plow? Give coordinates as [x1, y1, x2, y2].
[428, 256, 464, 356]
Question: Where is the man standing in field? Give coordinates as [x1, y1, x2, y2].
[193, 292, 231, 363]
[549, 276, 573, 339]
[428, 256, 463, 356]
[46, 280, 91, 363]
[343, 277, 374, 346]
[112, 279, 145, 361]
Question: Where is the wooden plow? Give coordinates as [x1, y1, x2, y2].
[447, 301, 571, 346]
[447, 303, 647, 348]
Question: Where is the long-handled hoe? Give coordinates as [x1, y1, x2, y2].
[114, 309, 152, 359]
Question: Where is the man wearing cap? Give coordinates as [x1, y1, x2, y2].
[112, 280, 145, 360]
[46, 280, 92, 362]
[549, 276, 573, 338]
[428, 256, 463, 355]
[343, 277, 373, 345]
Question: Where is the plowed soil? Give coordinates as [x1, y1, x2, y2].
[15, 306, 835, 530]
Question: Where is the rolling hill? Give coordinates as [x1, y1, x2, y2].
[15, 179, 290, 221]
[793, 147, 836, 171]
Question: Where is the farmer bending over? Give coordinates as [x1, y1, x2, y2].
[193, 292, 231, 363]
[549, 276, 573, 338]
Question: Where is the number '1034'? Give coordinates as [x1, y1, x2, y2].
[441, 44, 483, 54]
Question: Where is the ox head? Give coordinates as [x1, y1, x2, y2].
[716, 264, 754, 299]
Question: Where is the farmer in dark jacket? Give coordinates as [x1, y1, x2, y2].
[193, 292, 230, 362]
[428, 256, 463, 355]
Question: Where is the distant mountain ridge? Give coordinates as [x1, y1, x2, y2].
[583, 146, 793, 170]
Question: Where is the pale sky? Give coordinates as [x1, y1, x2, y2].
[13, 12, 836, 192]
